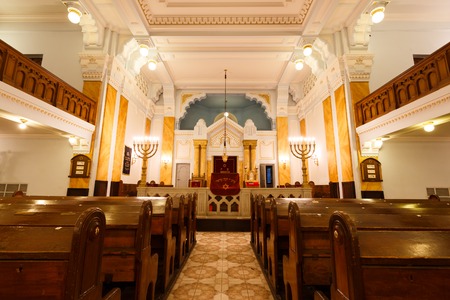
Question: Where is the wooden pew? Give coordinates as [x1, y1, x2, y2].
[148, 197, 177, 294]
[185, 193, 197, 253]
[0, 197, 165, 300]
[172, 195, 188, 269]
[256, 195, 272, 270]
[0, 206, 120, 300]
[329, 210, 450, 300]
[265, 197, 450, 299]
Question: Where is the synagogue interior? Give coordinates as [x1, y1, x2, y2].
[1, 0, 450, 299]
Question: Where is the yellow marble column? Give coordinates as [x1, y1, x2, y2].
[111, 95, 128, 182]
[159, 116, 175, 185]
[69, 81, 102, 190]
[322, 97, 339, 182]
[193, 140, 208, 178]
[334, 85, 353, 182]
[145, 118, 151, 135]
[349, 82, 382, 192]
[277, 117, 291, 186]
[96, 84, 117, 182]
[243, 140, 257, 181]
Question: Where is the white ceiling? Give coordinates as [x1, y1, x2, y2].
[1, 0, 450, 138]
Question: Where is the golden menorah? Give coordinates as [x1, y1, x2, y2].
[133, 137, 159, 187]
[289, 137, 315, 185]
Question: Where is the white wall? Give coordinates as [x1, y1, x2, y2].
[378, 139, 450, 199]
[0, 136, 73, 196]
[369, 30, 450, 92]
[1, 31, 84, 91]
[122, 100, 149, 184]
[305, 103, 329, 185]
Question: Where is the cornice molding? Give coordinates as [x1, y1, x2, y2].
[138, 0, 313, 26]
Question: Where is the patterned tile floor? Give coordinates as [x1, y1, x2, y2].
[167, 232, 274, 300]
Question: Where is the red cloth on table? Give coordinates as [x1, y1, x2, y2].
[210, 173, 240, 195]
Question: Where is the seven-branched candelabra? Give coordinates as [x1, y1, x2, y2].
[289, 137, 316, 185]
[133, 137, 159, 187]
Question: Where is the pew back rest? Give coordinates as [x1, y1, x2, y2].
[329, 210, 450, 300]
[0, 207, 106, 300]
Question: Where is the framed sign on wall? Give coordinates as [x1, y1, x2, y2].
[360, 158, 382, 182]
[69, 154, 91, 178]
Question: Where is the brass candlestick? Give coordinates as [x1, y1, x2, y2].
[133, 137, 159, 187]
[289, 137, 315, 185]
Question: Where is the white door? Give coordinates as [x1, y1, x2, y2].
[175, 163, 190, 187]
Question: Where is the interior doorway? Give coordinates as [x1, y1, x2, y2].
[175, 163, 190, 187]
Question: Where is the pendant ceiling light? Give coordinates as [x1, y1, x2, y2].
[222, 69, 228, 163]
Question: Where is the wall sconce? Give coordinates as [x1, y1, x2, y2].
[312, 154, 319, 166]
[370, 1, 389, 24]
[18, 119, 28, 129]
[424, 122, 435, 132]
[162, 157, 170, 168]
[280, 158, 288, 169]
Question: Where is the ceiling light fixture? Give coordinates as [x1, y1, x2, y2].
[68, 136, 78, 146]
[295, 59, 304, 70]
[370, 1, 388, 24]
[222, 69, 229, 163]
[303, 44, 313, 56]
[424, 122, 435, 132]
[139, 44, 149, 57]
[67, 6, 82, 24]
[148, 59, 157, 71]
[18, 119, 27, 129]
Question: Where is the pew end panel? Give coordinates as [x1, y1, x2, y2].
[151, 197, 177, 293]
[329, 210, 450, 300]
[0, 207, 106, 300]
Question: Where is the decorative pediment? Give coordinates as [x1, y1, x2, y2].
[207, 117, 244, 158]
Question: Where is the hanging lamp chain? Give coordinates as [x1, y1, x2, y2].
[224, 69, 227, 148]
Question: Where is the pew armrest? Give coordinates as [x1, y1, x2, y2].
[103, 287, 121, 300]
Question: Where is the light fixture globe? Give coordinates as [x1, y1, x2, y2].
[295, 59, 304, 70]
[148, 59, 157, 71]
[303, 44, 313, 56]
[67, 7, 82, 24]
[371, 5, 385, 23]
[139, 44, 149, 57]
[424, 123, 435, 132]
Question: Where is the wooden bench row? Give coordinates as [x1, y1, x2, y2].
[0, 194, 198, 300]
[250, 194, 450, 299]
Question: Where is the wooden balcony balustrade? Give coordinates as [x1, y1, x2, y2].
[355, 41, 450, 127]
[0, 39, 96, 125]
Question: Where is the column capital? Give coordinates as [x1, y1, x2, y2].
[193, 139, 208, 147]
[79, 52, 110, 81]
[242, 140, 258, 148]
[342, 53, 374, 82]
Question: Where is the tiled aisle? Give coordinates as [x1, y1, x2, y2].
[167, 232, 274, 300]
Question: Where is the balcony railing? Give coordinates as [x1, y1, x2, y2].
[0, 40, 96, 125]
[354, 41, 450, 127]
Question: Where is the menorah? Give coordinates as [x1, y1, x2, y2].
[133, 136, 159, 187]
[289, 137, 316, 185]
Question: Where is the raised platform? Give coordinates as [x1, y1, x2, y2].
[197, 218, 250, 232]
